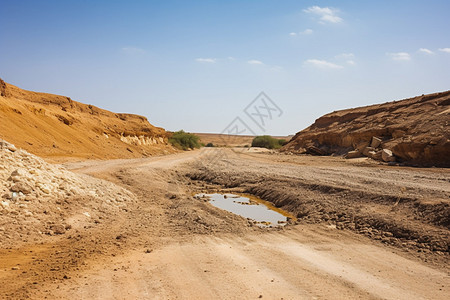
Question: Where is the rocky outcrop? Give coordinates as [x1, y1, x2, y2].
[0, 78, 11, 97]
[119, 134, 167, 146]
[282, 91, 450, 167]
[0, 78, 175, 161]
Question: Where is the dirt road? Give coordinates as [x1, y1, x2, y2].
[45, 227, 448, 300]
[1, 148, 448, 299]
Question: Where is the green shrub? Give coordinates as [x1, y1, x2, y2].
[205, 142, 214, 147]
[251, 135, 286, 149]
[278, 139, 288, 146]
[169, 130, 201, 150]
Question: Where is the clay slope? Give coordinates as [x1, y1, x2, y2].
[282, 91, 450, 167]
[0, 79, 173, 161]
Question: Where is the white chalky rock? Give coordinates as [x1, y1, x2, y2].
[1, 140, 137, 247]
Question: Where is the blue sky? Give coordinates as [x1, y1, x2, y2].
[1, 0, 449, 135]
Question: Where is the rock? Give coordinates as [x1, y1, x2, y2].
[37, 183, 51, 194]
[50, 224, 66, 235]
[5, 143, 17, 152]
[11, 169, 26, 177]
[362, 146, 375, 157]
[10, 182, 33, 194]
[306, 146, 326, 156]
[370, 137, 382, 148]
[344, 150, 362, 159]
[381, 149, 396, 162]
[368, 150, 382, 161]
[354, 140, 370, 151]
[11, 192, 18, 201]
[392, 129, 406, 138]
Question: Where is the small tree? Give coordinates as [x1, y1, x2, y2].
[251, 135, 285, 149]
[169, 130, 201, 150]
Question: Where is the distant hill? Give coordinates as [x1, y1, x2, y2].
[0, 78, 174, 162]
[195, 133, 292, 147]
[282, 91, 450, 167]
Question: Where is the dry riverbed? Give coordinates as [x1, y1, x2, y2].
[1, 148, 448, 299]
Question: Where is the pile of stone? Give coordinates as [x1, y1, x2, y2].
[345, 137, 396, 163]
[0, 140, 136, 247]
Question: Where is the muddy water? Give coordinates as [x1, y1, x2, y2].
[196, 193, 295, 227]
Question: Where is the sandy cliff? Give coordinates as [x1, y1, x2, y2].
[0, 79, 174, 161]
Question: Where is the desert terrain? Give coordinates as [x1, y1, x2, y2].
[0, 146, 448, 299]
[1, 81, 449, 299]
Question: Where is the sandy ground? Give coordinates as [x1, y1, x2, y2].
[1, 148, 448, 299]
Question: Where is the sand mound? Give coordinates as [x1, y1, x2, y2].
[282, 91, 450, 167]
[0, 78, 174, 162]
[0, 140, 136, 248]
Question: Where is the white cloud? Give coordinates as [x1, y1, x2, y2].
[305, 59, 343, 69]
[418, 48, 434, 55]
[247, 60, 264, 65]
[195, 58, 216, 63]
[321, 14, 343, 24]
[438, 48, 450, 53]
[346, 60, 356, 65]
[300, 29, 313, 35]
[303, 6, 343, 24]
[289, 32, 297, 36]
[227, 56, 236, 61]
[121, 47, 146, 55]
[387, 52, 411, 61]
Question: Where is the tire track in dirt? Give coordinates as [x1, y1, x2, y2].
[45, 228, 449, 299]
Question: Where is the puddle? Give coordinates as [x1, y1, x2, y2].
[196, 193, 296, 227]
